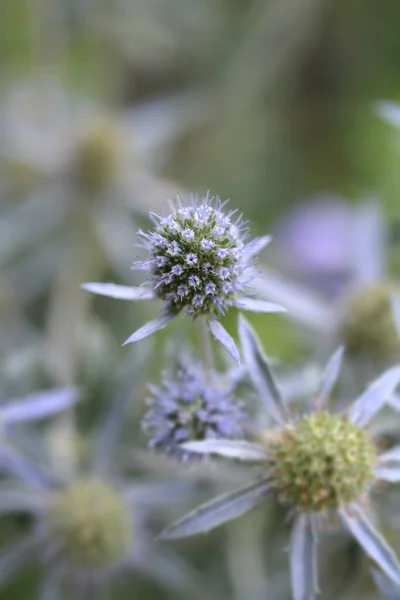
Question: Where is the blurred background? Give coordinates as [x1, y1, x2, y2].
[2, 0, 400, 598]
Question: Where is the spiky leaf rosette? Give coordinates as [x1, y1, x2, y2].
[48, 479, 132, 571]
[339, 282, 400, 363]
[143, 363, 246, 458]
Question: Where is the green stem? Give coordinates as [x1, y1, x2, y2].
[196, 317, 215, 377]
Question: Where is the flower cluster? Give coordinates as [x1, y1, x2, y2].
[143, 362, 245, 458]
[138, 196, 249, 318]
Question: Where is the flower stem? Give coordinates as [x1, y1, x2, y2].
[196, 317, 214, 377]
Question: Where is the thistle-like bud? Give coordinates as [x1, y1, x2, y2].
[48, 479, 132, 571]
[338, 283, 400, 363]
[138, 196, 250, 318]
[73, 123, 121, 192]
[266, 412, 376, 511]
[143, 363, 246, 458]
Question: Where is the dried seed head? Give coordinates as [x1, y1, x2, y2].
[48, 479, 132, 571]
[339, 283, 400, 363]
[267, 412, 376, 511]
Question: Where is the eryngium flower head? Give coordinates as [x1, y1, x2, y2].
[138, 196, 250, 318]
[160, 318, 400, 599]
[82, 194, 285, 360]
[48, 479, 132, 571]
[339, 282, 400, 363]
[143, 363, 245, 458]
[268, 412, 376, 511]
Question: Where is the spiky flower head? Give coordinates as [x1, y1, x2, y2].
[47, 479, 132, 572]
[338, 282, 400, 363]
[143, 362, 246, 458]
[138, 195, 251, 318]
[267, 412, 376, 511]
[73, 122, 121, 192]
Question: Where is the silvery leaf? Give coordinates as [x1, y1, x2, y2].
[123, 314, 176, 345]
[0, 388, 78, 424]
[371, 568, 400, 600]
[290, 513, 318, 600]
[316, 346, 344, 406]
[349, 366, 400, 426]
[235, 297, 286, 313]
[340, 504, 400, 586]
[208, 320, 240, 364]
[375, 465, 400, 483]
[181, 440, 269, 461]
[243, 236, 271, 259]
[379, 447, 400, 463]
[238, 315, 286, 424]
[159, 479, 270, 540]
[81, 282, 155, 300]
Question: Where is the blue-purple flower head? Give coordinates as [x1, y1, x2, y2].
[143, 362, 246, 459]
[139, 196, 250, 318]
[82, 194, 285, 361]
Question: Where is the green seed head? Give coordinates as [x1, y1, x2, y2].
[48, 479, 132, 570]
[267, 412, 376, 512]
[74, 123, 121, 192]
[339, 282, 400, 363]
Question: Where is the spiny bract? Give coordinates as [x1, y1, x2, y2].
[339, 282, 400, 363]
[48, 479, 132, 570]
[267, 412, 376, 511]
[138, 196, 250, 318]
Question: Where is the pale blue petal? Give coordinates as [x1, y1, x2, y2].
[208, 320, 240, 364]
[375, 465, 400, 482]
[372, 568, 400, 600]
[391, 297, 400, 339]
[349, 366, 400, 425]
[340, 504, 400, 586]
[159, 479, 270, 539]
[0, 388, 78, 424]
[181, 440, 269, 461]
[316, 346, 344, 406]
[376, 101, 400, 127]
[123, 314, 176, 345]
[235, 297, 286, 313]
[81, 282, 155, 300]
[238, 315, 286, 424]
[243, 236, 271, 259]
[290, 513, 318, 600]
[379, 447, 400, 463]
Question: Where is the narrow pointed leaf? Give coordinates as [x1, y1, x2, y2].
[375, 465, 400, 483]
[235, 297, 286, 313]
[238, 315, 286, 424]
[340, 505, 400, 586]
[1, 388, 78, 424]
[391, 297, 400, 340]
[81, 282, 155, 300]
[159, 479, 270, 540]
[123, 314, 175, 345]
[379, 447, 400, 464]
[349, 366, 400, 426]
[371, 568, 400, 600]
[181, 440, 269, 461]
[208, 320, 240, 364]
[243, 236, 271, 259]
[316, 346, 344, 405]
[290, 514, 318, 600]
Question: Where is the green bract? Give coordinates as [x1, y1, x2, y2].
[267, 412, 376, 511]
[49, 479, 132, 570]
